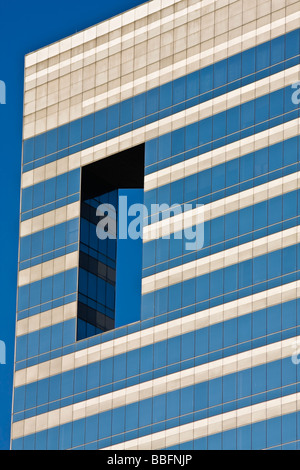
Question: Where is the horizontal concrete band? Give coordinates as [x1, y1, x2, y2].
[19, 201, 80, 238]
[82, 12, 300, 110]
[24, 0, 217, 83]
[14, 279, 300, 386]
[23, 3, 300, 139]
[17, 173, 300, 334]
[18, 251, 78, 288]
[12, 335, 300, 440]
[144, 118, 300, 192]
[24, 0, 191, 67]
[142, 224, 300, 295]
[16, 302, 77, 338]
[143, 170, 300, 242]
[21, 64, 300, 190]
[19, 126, 300, 242]
[103, 392, 300, 450]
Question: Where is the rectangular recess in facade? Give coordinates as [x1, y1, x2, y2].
[78, 144, 145, 340]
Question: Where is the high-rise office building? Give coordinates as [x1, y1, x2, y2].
[11, 0, 300, 450]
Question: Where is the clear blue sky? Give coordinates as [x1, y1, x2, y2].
[0, 0, 146, 450]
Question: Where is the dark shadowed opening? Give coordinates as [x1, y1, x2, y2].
[77, 144, 145, 341]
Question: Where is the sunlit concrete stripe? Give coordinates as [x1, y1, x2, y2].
[21, 66, 300, 190]
[19, 201, 80, 238]
[22, 116, 300, 190]
[24, 0, 217, 84]
[11, 336, 300, 440]
[142, 224, 300, 295]
[22, 153, 83, 188]
[82, 11, 300, 110]
[24, 0, 184, 68]
[143, 171, 300, 242]
[103, 392, 300, 450]
[22, 150, 82, 189]
[144, 118, 300, 192]
[13, 279, 300, 387]
[23, 3, 300, 139]
[18, 251, 78, 287]
[16, 302, 77, 337]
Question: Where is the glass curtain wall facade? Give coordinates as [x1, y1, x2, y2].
[12, 0, 300, 450]
[78, 191, 118, 340]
